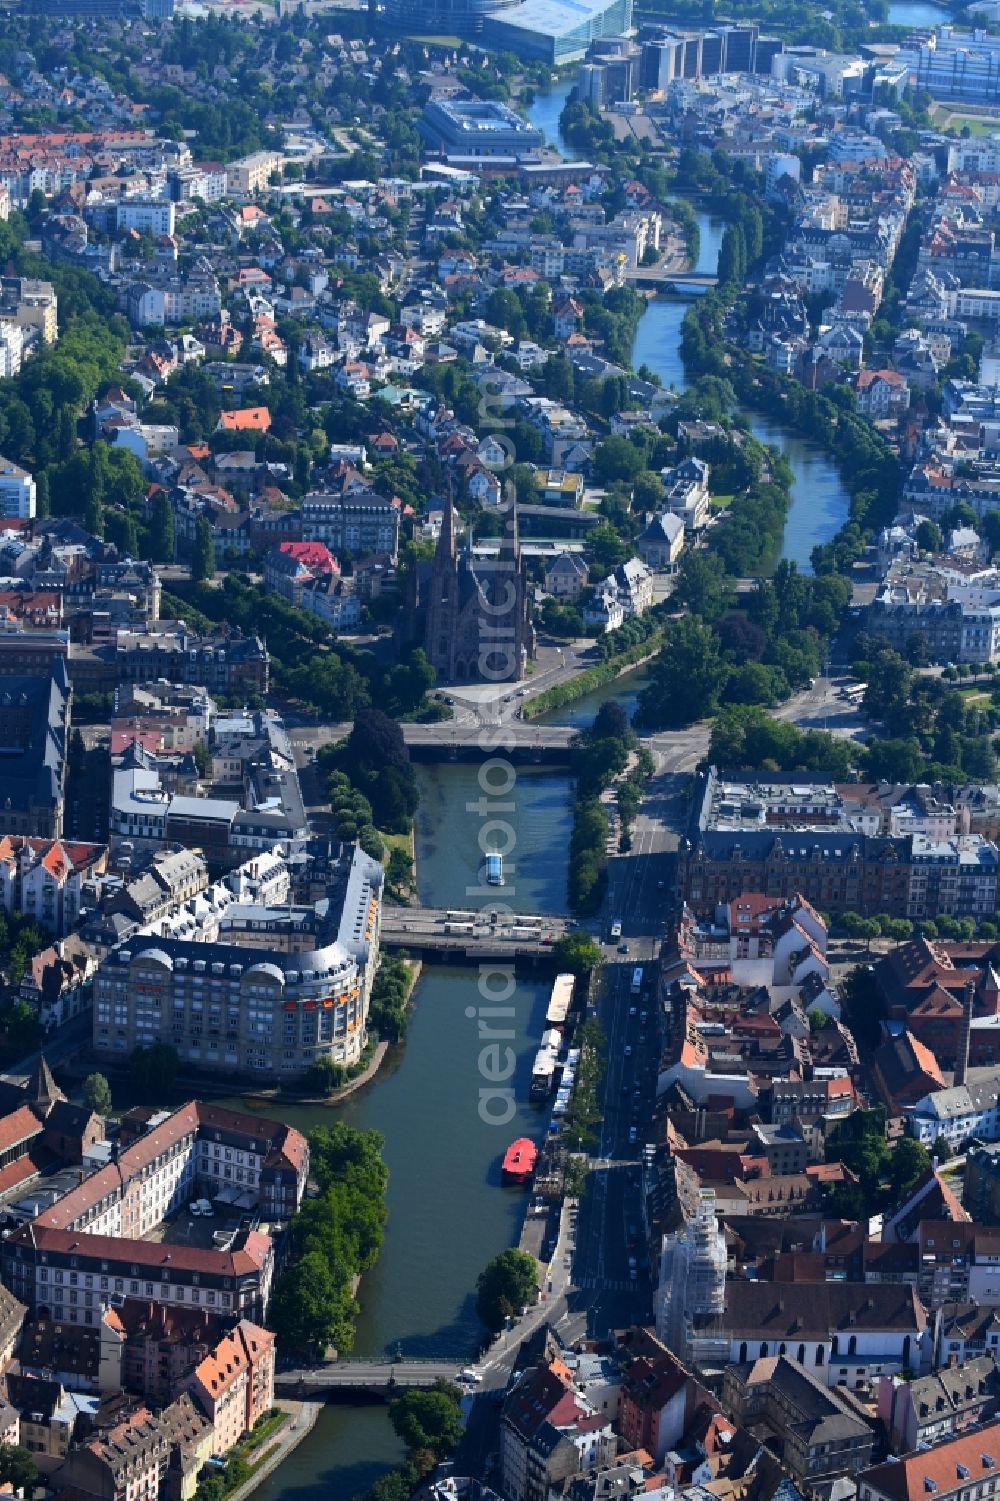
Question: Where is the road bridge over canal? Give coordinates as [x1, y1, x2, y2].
[624, 267, 719, 291]
[381, 903, 570, 959]
[400, 722, 575, 761]
[276, 1359, 462, 1396]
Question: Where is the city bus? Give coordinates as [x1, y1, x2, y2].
[631, 966, 644, 996]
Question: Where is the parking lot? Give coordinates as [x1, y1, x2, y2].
[144, 1203, 232, 1250]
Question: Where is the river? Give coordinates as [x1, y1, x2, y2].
[246, 765, 575, 1501]
[524, 78, 581, 158]
[523, 82, 852, 572]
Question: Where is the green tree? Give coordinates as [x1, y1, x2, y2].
[3, 999, 41, 1053]
[269, 1249, 349, 1359]
[637, 616, 727, 729]
[552, 932, 603, 976]
[149, 493, 176, 563]
[192, 740, 212, 778]
[476, 1249, 538, 1333]
[304, 1056, 346, 1094]
[931, 1134, 953, 1164]
[337, 709, 418, 833]
[192, 517, 216, 584]
[389, 1384, 464, 1457]
[0, 1445, 38, 1495]
[130, 1042, 179, 1099]
[889, 1137, 932, 1198]
[915, 519, 942, 553]
[82, 1073, 112, 1116]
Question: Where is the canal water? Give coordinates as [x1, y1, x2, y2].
[248, 765, 575, 1501]
[524, 78, 581, 158]
[523, 75, 852, 570]
[628, 208, 851, 571]
[535, 668, 649, 728]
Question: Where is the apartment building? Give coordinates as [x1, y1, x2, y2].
[116, 200, 176, 238]
[55, 1404, 169, 1501]
[677, 768, 1000, 921]
[226, 152, 283, 198]
[301, 489, 401, 562]
[113, 628, 269, 696]
[0, 456, 35, 518]
[0, 836, 108, 936]
[0, 661, 71, 840]
[1, 1101, 308, 1328]
[0, 276, 57, 345]
[878, 1357, 1000, 1454]
[183, 1320, 274, 1454]
[859, 1422, 1000, 1501]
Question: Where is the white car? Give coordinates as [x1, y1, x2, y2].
[460, 1368, 483, 1384]
[190, 1202, 202, 1217]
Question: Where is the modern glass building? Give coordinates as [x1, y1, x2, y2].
[481, 0, 633, 64]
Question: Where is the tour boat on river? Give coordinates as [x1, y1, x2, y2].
[501, 1137, 538, 1185]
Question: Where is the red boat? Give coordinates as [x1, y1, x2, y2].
[502, 1137, 538, 1185]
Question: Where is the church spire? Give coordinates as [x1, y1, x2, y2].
[499, 497, 520, 565]
[437, 484, 457, 565]
[28, 1054, 64, 1118]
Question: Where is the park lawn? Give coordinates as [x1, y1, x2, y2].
[958, 686, 992, 706]
[935, 107, 1000, 136]
[710, 492, 734, 510]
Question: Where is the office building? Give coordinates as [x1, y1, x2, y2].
[419, 98, 543, 157]
[481, 0, 633, 63]
[92, 845, 383, 1078]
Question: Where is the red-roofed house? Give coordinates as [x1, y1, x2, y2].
[0, 837, 108, 936]
[183, 1319, 274, 1452]
[856, 369, 911, 419]
[216, 407, 271, 434]
[858, 1418, 1000, 1501]
[263, 540, 339, 607]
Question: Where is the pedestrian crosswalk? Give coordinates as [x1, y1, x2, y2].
[574, 1276, 643, 1293]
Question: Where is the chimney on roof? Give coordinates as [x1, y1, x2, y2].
[956, 979, 975, 1088]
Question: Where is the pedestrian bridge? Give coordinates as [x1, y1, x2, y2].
[276, 1358, 462, 1397]
[381, 904, 570, 961]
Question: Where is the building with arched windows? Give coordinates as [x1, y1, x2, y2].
[718, 1281, 929, 1390]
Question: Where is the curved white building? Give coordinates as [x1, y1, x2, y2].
[93, 847, 382, 1078]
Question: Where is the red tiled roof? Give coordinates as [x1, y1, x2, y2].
[218, 407, 271, 432]
[863, 1420, 1000, 1501]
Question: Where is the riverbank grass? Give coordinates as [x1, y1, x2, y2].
[523, 632, 663, 721]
